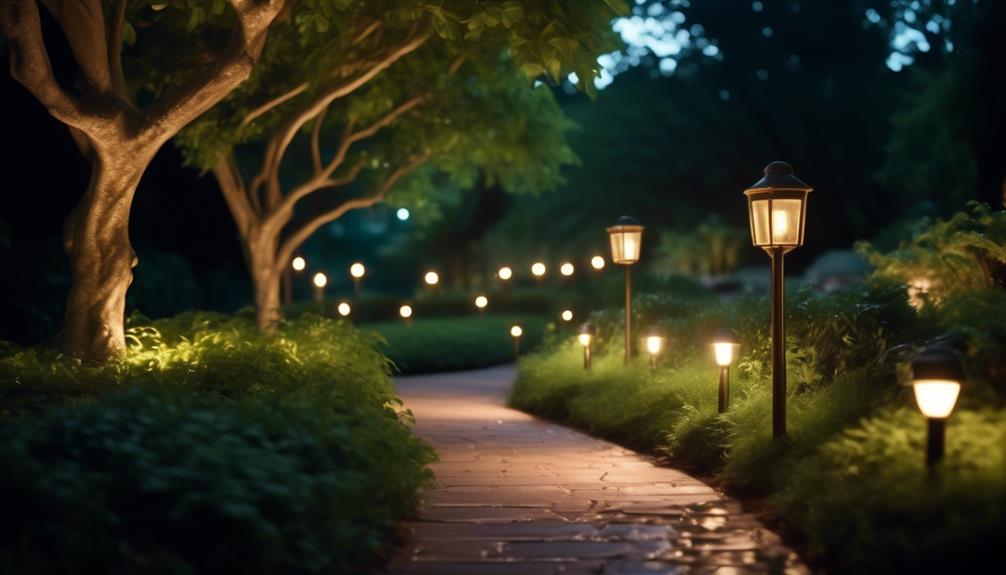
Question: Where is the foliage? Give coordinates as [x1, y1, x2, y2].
[511, 208, 1006, 572]
[368, 314, 549, 374]
[0, 313, 435, 573]
[858, 202, 1006, 305]
[652, 215, 748, 278]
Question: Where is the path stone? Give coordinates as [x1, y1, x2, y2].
[388, 365, 809, 575]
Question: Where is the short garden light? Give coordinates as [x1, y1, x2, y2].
[607, 216, 644, 363]
[560, 262, 575, 277]
[643, 326, 663, 370]
[424, 270, 440, 293]
[337, 301, 351, 317]
[713, 328, 740, 413]
[531, 261, 547, 280]
[399, 304, 413, 327]
[744, 161, 812, 438]
[911, 345, 964, 468]
[510, 324, 523, 357]
[578, 322, 596, 370]
[312, 272, 327, 303]
[475, 295, 488, 316]
[561, 309, 573, 322]
[350, 262, 366, 294]
[497, 265, 513, 281]
[291, 256, 306, 271]
[591, 255, 605, 270]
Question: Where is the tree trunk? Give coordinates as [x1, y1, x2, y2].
[246, 232, 282, 333]
[57, 152, 147, 361]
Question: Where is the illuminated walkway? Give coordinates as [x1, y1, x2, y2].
[389, 365, 808, 574]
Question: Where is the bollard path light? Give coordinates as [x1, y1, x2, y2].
[475, 295, 488, 316]
[350, 262, 366, 294]
[643, 326, 663, 371]
[510, 324, 523, 357]
[712, 328, 740, 413]
[578, 322, 596, 370]
[399, 304, 413, 327]
[337, 301, 351, 317]
[312, 272, 327, 303]
[607, 216, 644, 363]
[744, 162, 812, 438]
[911, 345, 964, 468]
[531, 261, 547, 279]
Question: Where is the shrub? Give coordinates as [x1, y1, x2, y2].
[0, 313, 435, 574]
[368, 314, 549, 374]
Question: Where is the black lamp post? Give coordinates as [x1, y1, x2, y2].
[713, 328, 739, 414]
[744, 162, 812, 438]
[607, 216, 644, 364]
[578, 322, 596, 370]
[911, 345, 964, 468]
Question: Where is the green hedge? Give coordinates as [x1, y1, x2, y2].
[0, 313, 435, 574]
[367, 314, 550, 374]
[512, 282, 1006, 573]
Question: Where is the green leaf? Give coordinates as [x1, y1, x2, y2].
[122, 22, 137, 46]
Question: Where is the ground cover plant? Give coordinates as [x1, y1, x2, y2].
[511, 205, 1006, 574]
[368, 314, 550, 375]
[0, 313, 435, 574]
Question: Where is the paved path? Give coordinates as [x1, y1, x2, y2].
[388, 365, 809, 575]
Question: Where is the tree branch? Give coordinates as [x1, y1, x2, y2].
[239, 81, 309, 128]
[275, 153, 430, 267]
[144, 0, 286, 145]
[310, 106, 327, 174]
[106, 0, 128, 99]
[1, 0, 94, 132]
[40, 0, 112, 94]
[212, 155, 256, 237]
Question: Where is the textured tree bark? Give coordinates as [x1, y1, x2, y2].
[247, 232, 282, 333]
[57, 150, 149, 359]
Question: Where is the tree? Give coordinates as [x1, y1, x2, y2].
[0, 0, 287, 360]
[175, 1, 625, 330]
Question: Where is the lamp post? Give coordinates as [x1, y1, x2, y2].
[643, 326, 663, 371]
[713, 328, 740, 414]
[911, 345, 964, 468]
[578, 323, 596, 370]
[607, 216, 644, 364]
[337, 301, 351, 317]
[510, 324, 523, 357]
[475, 295, 488, 317]
[350, 262, 366, 294]
[590, 255, 606, 271]
[399, 304, 413, 328]
[312, 272, 328, 303]
[744, 162, 812, 438]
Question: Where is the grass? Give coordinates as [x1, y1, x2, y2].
[510, 283, 1006, 574]
[365, 314, 551, 374]
[0, 312, 435, 574]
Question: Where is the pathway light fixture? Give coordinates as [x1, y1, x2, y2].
[578, 323, 596, 370]
[607, 216, 644, 363]
[911, 345, 964, 468]
[713, 328, 740, 413]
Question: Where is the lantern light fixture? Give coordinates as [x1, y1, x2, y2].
[607, 216, 644, 363]
[312, 272, 327, 288]
[743, 162, 812, 438]
[350, 262, 366, 278]
[643, 326, 663, 370]
[510, 324, 523, 357]
[911, 345, 964, 468]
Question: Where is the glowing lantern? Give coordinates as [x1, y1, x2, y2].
[911, 345, 964, 468]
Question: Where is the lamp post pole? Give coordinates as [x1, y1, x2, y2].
[624, 265, 632, 363]
[770, 246, 786, 437]
[719, 366, 730, 414]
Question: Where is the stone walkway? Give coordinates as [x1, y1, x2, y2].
[388, 365, 809, 575]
